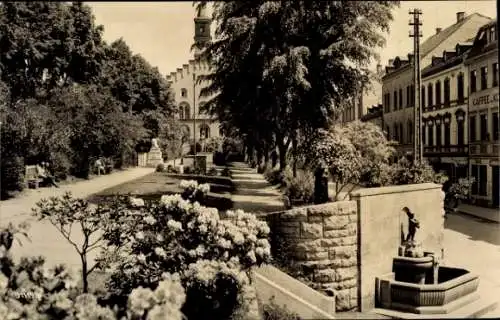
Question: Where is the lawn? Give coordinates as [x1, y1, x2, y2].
[87, 172, 234, 211]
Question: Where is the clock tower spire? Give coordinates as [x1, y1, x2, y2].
[193, 6, 212, 59]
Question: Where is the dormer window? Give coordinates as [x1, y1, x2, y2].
[490, 26, 497, 43]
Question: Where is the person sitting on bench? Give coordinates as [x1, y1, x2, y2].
[37, 162, 59, 188]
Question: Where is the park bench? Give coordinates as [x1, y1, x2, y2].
[25, 165, 43, 189]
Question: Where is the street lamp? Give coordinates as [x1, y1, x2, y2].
[193, 72, 197, 168]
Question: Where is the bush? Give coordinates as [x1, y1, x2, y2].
[207, 167, 218, 176]
[167, 165, 179, 174]
[99, 193, 271, 318]
[261, 298, 302, 320]
[0, 155, 25, 198]
[389, 158, 448, 186]
[264, 166, 284, 186]
[282, 168, 314, 204]
[184, 166, 193, 174]
[156, 163, 165, 172]
[214, 151, 227, 166]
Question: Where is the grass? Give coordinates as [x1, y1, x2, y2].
[87, 172, 234, 211]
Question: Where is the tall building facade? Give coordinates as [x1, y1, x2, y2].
[166, 8, 221, 149]
[383, 14, 498, 208]
[382, 12, 492, 156]
[464, 20, 499, 208]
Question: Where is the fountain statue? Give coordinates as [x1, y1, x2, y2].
[374, 206, 488, 316]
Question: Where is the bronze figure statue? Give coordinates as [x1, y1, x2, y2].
[403, 207, 420, 242]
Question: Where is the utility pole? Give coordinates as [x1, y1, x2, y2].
[409, 9, 423, 164]
[193, 72, 197, 167]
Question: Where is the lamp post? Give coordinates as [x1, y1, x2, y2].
[193, 72, 197, 168]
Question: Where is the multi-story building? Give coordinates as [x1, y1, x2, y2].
[420, 42, 474, 182]
[464, 20, 499, 208]
[166, 8, 221, 149]
[382, 12, 492, 156]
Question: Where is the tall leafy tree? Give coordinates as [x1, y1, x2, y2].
[196, 1, 399, 169]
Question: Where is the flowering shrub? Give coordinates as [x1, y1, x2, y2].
[0, 225, 186, 320]
[100, 194, 271, 318]
[179, 179, 210, 203]
[388, 157, 448, 186]
[445, 177, 475, 208]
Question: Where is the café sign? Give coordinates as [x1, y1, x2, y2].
[472, 92, 499, 106]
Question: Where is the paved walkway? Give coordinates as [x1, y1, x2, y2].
[456, 203, 500, 223]
[229, 162, 285, 215]
[0, 167, 154, 270]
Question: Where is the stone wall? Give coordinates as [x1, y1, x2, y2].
[265, 202, 359, 311]
[350, 183, 445, 312]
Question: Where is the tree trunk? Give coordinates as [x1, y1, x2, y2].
[81, 255, 88, 293]
[314, 166, 329, 204]
[292, 136, 298, 177]
[278, 142, 287, 171]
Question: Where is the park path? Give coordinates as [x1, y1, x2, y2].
[0, 167, 155, 270]
[228, 162, 285, 215]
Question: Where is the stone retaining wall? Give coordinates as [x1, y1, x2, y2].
[264, 201, 359, 311]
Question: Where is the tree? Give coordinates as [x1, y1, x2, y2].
[195, 1, 399, 170]
[307, 121, 395, 200]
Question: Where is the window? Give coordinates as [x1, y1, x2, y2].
[471, 165, 479, 195]
[386, 126, 390, 139]
[470, 70, 477, 93]
[457, 73, 464, 103]
[479, 165, 487, 196]
[493, 112, 499, 141]
[443, 78, 450, 106]
[410, 85, 415, 107]
[394, 124, 398, 141]
[490, 26, 497, 42]
[422, 124, 426, 145]
[436, 122, 442, 146]
[394, 91, 398, 110]
[480, 114, 488, 140]
[408, 121, 413, 143]
[399, 89, 403, 109]
[444, 122, 451, 145]
[428, 125, 434, 146]
[406, 86, 410, 107]
[457, 120, 464, 145]
[399, 123, 404, 143]
[199, 124, 210, 140]
[435, 81, 441, 107]
[199, 26, 205, 33]
[180, 102, 191, 120]
[493, 63, 498, 87]
[198, 101, 206, 114]
[470, 115, 476, 141]
[480, 67, 488, 90]
[428, 83, 433, 106]
[421, 86, 426, 108]
[181, 88, 188, 98]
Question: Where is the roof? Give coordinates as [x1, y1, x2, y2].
[420, 13, 491, 58]
[421, 49, 469, 78]
[465, 19, 498, 62]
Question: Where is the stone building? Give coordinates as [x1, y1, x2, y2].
[166, 7, 221, 149]
[420, 41, 474, 183]
[382, 12, 492, 156]
[464, 20, 499, 208]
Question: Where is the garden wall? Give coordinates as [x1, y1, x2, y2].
[264, 202, 359, 312]
[350, 183, 445, 312]
[263, 183, 445, 314]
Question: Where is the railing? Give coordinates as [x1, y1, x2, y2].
[469, 142, 500, 156]
[424, 145, 468, 156]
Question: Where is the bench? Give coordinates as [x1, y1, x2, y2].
[25, 165, 43, 189]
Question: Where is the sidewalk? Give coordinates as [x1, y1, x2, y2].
[455, 203, 500, 223]
[229, 162, 285, 215]
[0, 166, 155, 269]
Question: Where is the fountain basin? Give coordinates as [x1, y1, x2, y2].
[392, 255, 434, 284]
[375, 266, 480, 314]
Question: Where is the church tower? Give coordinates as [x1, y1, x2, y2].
[193, 6, 212, 59]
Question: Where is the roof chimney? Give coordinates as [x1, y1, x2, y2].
[457, 12, 465, 23]
[436, 28, 442, 34]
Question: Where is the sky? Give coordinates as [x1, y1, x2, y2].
[88, 1, 497, 77]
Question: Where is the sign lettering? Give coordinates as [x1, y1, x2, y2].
[473, 93, 499, 106]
